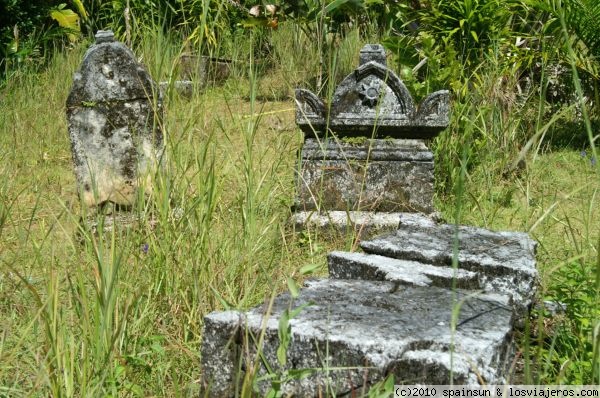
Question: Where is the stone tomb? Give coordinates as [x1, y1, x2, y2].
[66, 30, 164, 209]
[199, 44, 537, 396]
[293, 44, 449, 234]
[200, 214, 538, 396]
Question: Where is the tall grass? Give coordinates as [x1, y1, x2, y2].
[0, 13, 599, 397]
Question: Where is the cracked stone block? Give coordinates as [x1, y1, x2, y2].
[295, 139, 434, 213]
[200, 279, 515, 397]
[328, 251, 480, 290]
[358, 217, 538, 311]
[66, 30, 164, 208]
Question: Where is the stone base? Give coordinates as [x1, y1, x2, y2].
[292, 211, 405, 238]
[200, 279, 516, 397]
[295, 139, 434, 213]
[200, 213, 537, 396]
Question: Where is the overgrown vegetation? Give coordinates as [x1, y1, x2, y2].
[0, 0, 599, 395]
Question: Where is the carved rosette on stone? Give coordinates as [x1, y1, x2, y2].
[296, 44, 449, 139]
[294, 44, 450, 219]
[66, 30, 164, 207]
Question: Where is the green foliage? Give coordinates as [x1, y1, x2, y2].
[564, 0, 600, 58]
[0, 0, 86, 84]
[543, 258, 600, 383]
[424, 0, 515, 59]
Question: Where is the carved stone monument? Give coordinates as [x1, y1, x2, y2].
[293, 44, 449, 234]
[198, 45, 537, 396]
[66, 30, 164, 208]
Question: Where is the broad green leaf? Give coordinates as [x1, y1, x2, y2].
[50, 6, 80, 31]
[287, 368, 314, 379]
[318, 0, 350, 17]
[240, 16, 270, 28]
[71, 0, 88, 20]
[276, 341, 287, 365]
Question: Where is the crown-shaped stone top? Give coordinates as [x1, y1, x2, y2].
[295, 44, 450, 139]
[95, 30, 115, 43]
[359, 44, 387, 66]
[67, 30, 157, 106]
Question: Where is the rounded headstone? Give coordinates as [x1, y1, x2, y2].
[66, 31, 164, 207]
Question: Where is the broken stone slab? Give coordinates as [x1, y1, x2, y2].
[295, 138, 434, 213]
[66, 30, 164, 208]
[200, 279, 515, 397]
[359, 220, 538, 310]
[328, 251, 480, 290]
[296, 44, 449, 139]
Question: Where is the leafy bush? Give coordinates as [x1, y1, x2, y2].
[0, 0, 85, 84]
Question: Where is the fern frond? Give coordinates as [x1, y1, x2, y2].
[563, 0, 600, 58]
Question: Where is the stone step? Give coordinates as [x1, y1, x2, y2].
[360, 218, 538, 310]
[328, 251, 479, 290]
[291, 211, 404, 238]
[200, 279, 515, 397]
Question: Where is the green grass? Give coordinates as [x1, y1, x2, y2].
[0, 22, 599, 396]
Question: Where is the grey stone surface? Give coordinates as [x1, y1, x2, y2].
[360, 220, 538, 310]
[328, 251, 479, 289]
[66, 30, 164, 207]
[200, 279, 515, 397]
[295, 138, 434, 213]
[291, 211, 404, 238]
[296, 44, 450, 139]
[159, 80, 193, 99]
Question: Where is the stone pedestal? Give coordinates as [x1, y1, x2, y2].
[295, 139, 434, 213]
[293, 43, 448, 232]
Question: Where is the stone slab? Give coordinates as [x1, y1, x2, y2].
[200, 279, 515, 397]
[178, 54, 232, 86]
[360, 220, 538, 310]
[295, 139, 434, 213]
[328, 251, 479, 289]
[292, 211, 404, 237]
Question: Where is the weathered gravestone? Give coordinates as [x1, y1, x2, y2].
[293, 44, 449, 235]
[66, 30, 164, 209]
